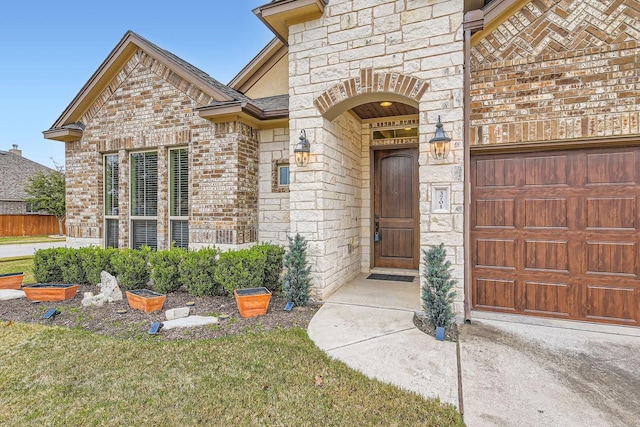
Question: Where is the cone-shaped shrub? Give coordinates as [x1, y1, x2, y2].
[282, 233, 311, 306]
[421, 243, 457, 329]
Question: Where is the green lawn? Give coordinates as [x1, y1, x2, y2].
[0, 235, 65, 245]
[0, 256, 34, 284]
[0, 323, 464, 426]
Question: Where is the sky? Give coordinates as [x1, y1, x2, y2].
[0, 1, 274, 168]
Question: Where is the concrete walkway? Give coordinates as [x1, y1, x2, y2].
[0, 240, 81, 259]
[308, 274, 640, 427]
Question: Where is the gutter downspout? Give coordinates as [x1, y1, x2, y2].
[463, 9, 484, 323]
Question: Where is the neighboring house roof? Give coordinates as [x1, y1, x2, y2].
[0, 150, 53, 202]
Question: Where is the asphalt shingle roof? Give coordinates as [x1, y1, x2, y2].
[0, 151, 53, 202]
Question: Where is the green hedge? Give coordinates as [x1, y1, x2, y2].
[31, 243, 284, 296]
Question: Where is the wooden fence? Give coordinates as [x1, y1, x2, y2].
[0, 215, 66, 237]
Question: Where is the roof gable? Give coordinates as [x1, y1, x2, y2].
[46, 31, 241, 134]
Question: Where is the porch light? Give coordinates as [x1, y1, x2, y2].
[294, 129, 311, 167]
[429, 116, 452, 160]
[379, 101, 393, 107]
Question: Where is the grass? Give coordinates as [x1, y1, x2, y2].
[0, 235, 66, 246]
[0, 256, 35, 284]
[0, 323, 464, 427]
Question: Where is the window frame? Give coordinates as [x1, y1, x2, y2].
[168, 147, 189, 249]
[103, 153, 120, 248]
[130, 150, 158, 250]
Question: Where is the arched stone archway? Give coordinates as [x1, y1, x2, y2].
[314, 68, 428, 120]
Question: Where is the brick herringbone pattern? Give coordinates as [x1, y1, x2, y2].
[472, 0, 640, 63]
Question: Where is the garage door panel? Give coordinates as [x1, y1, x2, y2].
[523, 281, 570, 316]
[474, 278, 516, 311]
[475, 239, 516, 269]
[472, 147, 640, 326]
[586, 197, 636, 230]
[524, 155, 568, 186]
[475, 198, 515, 228]
[583, 285, 637, 323]
[524, 198, 568, 229]
[524, 240, 569, 272]
[586, 241, 637, 277]
[475, 158, 517, 188]
[586, 151, 636, 185]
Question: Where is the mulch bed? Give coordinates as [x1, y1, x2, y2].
[413, 312, 459, 342]
[0, 284, 320, 340]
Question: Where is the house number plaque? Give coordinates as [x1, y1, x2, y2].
[432, 187, 450, 213]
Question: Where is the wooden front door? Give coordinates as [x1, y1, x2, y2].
[471, 147, 640, 326]
[373, 148, 419, 269]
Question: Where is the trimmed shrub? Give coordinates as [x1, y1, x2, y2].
[111, 247, 152, 290]
[282, 233, 311, 306]
[79, 246, 118, 285]
[181, 247, 223, 297]
[33, 248, 64, 283]
[421, 243, 457, 329]
[56, 247, 86, 285]
[215, 248, 267, 297]
[251, 243, 284, 292]
[150, 248, 186, 294]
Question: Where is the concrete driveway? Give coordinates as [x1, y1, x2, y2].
[308, 276, 640, 427]
[0, 240, 81, 259]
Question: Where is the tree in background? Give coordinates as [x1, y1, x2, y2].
[24, 168, 66, 235]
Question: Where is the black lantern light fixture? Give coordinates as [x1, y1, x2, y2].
[294, 129, 311, 167]
[428, 116, 452, 160]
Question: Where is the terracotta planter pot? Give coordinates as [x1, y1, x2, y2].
[0, 272, 23, 290]
[234, 287, 272, 318]
[126, 289, 167, 313]
[23, 284, 79, 301]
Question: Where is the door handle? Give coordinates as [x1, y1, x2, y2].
[374, 215, 380, 242]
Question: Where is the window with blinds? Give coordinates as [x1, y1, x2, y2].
[105, 219, 119, 248]
[170, 149, 188, 217]
[105, 154, 119, 216]
[170, 148, 189, 249]
[132, 220, 157, 250]
[130, 152, 158, 249]
[130, 152, 158, 217]
[104, 155, 119, 248]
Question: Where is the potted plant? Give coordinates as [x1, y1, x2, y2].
[23, 283, 79, 301]
[0, 272, 23, 290]
[234, 287, 272, 318]
[421, 243, 457, 341]
[125, 289, 167, 313]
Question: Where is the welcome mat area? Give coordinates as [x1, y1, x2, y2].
[366, 274, 415, 282]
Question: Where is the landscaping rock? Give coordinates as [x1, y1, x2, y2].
[165, 307, 190, 321]
[0, 289, 26, 301]
[162, 315, 218, 330]
[81, 292, 94, 307]
[98, 271, 123, 302]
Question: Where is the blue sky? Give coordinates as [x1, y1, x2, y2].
[0, 1, 274, 168]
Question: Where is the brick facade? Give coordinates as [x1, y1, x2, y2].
[470, 0, 640, 145]
[66, 49, 259, 249]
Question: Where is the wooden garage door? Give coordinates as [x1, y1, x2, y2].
[471, 147, 640, 326]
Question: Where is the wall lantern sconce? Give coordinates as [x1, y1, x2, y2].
[294, 129, 311, 167]
[428, 115, 452, 160]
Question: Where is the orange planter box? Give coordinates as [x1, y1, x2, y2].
[234, 287, 272, 318]
[0, 272, 23, 290]
[126, 290, 167, 314]
[23, 284, 79, 301]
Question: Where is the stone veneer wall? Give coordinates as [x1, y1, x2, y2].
[288, 0, 465, 302]
[470, 0, 640, 145]
[258, 128, 290, 244]
[67, 49, 258, 249]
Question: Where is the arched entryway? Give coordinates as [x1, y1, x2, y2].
[313, 69, 427, 272]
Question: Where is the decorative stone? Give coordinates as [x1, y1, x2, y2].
[0, 289, 26, 301]
[97, 271, 123, 302]
[162, 315, 218, 330]
[81, 292, 94, 307]
[165, 307, 190, 321]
